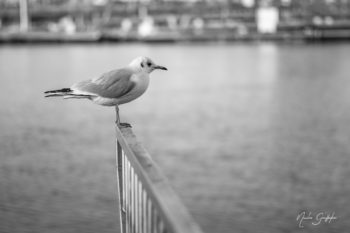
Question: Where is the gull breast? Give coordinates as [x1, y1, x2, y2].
[117, 73, 150, 105]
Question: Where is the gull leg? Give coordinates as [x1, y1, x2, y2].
[115, 105, 120, 125]
[115, 105, 132, 128]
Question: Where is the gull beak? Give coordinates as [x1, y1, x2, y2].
[155, 65, 168, 71]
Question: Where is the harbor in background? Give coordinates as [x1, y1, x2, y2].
[1, 0, 350, 43]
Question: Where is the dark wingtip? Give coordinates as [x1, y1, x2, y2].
[44, 88, 71, 94]
[44, 90, 58, 94]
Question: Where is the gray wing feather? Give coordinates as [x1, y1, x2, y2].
[71, 68, 135, 98]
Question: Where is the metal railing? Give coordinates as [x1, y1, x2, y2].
[115, 126, 203, 233]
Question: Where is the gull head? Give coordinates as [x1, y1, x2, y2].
[129, 56, 167, 74]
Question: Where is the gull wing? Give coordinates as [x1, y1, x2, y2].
[71, 68, 136, 99]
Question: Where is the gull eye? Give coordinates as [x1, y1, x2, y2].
[147, 62, 152, 67]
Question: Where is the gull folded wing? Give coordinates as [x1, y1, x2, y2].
[71, 68, 136, 99]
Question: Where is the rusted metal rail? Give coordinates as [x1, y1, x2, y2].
[115, 126, 203, 233]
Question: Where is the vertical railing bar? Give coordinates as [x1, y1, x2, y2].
[156, 208, 160, 233]
[125, 157, 128, 233]
[137, 177, 142, 233]
[138, 182, 141, 233]
[127, 160, 131, 233]
[122, 150, 126, 233]
[134, 169, 137, 233]
[137, 175, 140, 233]
[142, 190, 147, 233]
[154, 204, 158, 233]
[125, 153, 129, 233]
[127, 154, 131, 233]
[157, 211, 161, 233]
[131, 166, 135, 233]
[142, 182, 144, 233]
[127, 154, 130, 233]
[125, 155, 129, 233]
[132, 172, 135, 233]
[141, 184, 144, 233]
[138, 182, 143, 233]
[153, 207, 158, 233]
[130, 162, 133, 233]
[136, 174, 139, 233]
[151, 206, 155, 233]
[159, 218, 165, 233]
[122, 151, 126, 211]
[135, 174, 139, 233]
[134, 171, 137, 233]
[147, 198, 152, 233]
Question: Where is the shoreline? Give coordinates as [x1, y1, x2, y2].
[1, 29, 350, 44]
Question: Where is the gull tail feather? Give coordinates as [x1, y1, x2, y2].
[44, 88, 72, 97]
[63, 94, 94, 99]
[44, 88, 94, 99]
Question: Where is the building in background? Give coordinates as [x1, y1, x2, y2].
[0, 0, 350, 42]
[256, 5, 279, 34]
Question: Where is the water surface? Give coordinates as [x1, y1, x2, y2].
[0, 43, 349, 233]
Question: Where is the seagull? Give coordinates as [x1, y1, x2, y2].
[44, 56, 167, 127]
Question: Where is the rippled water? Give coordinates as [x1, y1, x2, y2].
[1, 43, 349, 233]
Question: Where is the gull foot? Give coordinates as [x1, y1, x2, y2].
[119, 122, 132, 128]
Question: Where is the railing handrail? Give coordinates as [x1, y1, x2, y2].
[115, 126, 203, 233]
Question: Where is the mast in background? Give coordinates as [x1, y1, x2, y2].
[19, 0, 29, 32]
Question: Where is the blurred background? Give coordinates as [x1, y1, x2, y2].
[1, 1, 350, 233]
[1, 0, 350, 42]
